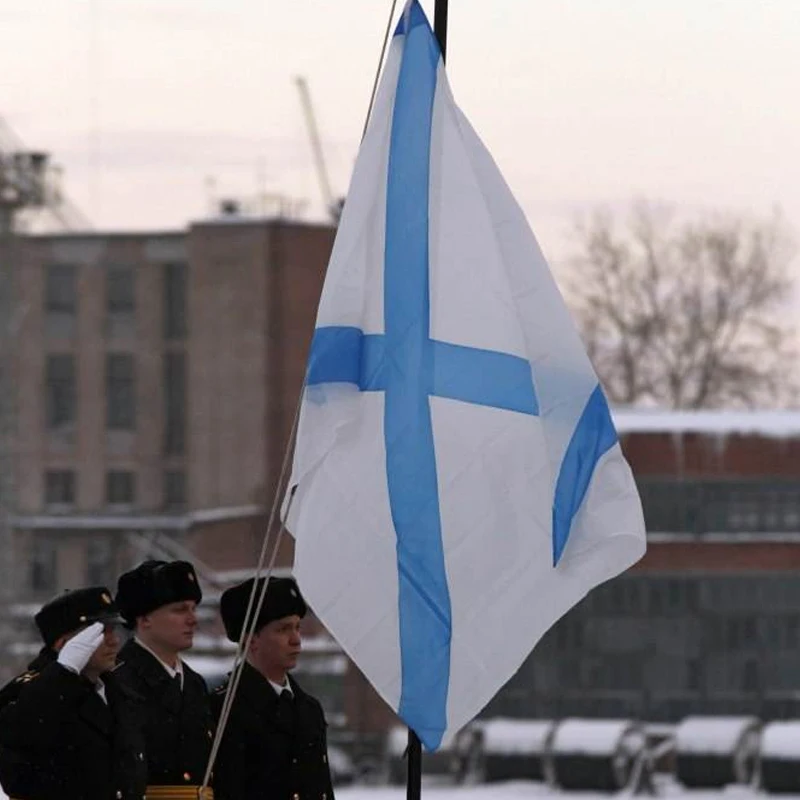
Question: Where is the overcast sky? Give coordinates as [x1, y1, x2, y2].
[2, 0, 798, 272]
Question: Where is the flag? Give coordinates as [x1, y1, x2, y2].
[284, 0, 646, 751]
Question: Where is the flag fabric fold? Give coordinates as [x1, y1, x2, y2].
[284, 0, 646, 751]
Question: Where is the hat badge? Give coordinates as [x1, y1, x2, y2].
[187, 572, 195, 582]
[102, 592, 112, 605]
[290, 588, 297, 597]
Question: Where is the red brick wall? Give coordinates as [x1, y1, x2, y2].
[621, 431, 800, 478]
[264, 223, 336, 508]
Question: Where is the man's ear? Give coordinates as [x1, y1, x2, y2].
[247, 631, 259, 655]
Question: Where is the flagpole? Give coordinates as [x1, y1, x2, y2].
[406, 729, 423, 800]
[406, 2, 448, 788]
[406, 2, 448, 800]
[434, 0, 448, 60]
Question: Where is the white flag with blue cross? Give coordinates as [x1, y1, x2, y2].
[284, 0, 646, 751]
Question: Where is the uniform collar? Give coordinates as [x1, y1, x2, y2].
[132, 637, 184, 689]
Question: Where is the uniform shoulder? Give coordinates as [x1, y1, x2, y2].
[210, 679, 231, 703]
[182, 660, 212, 692]
[291, 679, 325, 712]
[0, 670, 41, 709]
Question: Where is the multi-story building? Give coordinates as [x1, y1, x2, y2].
[7, 215, 800, 739]
[6, 216, 335, 677]
[487, 412, 800, 723]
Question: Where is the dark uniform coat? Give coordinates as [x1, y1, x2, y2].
[211, 662, 334, 800]
[113, 639, 214, 789]
[0, 649, 147, 800]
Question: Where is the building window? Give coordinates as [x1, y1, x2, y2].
[106, 470, 135, 506]
[45, 470, 75, 507]
[45, 264, 77, 314]
[163, 262, 187, 340]
[45, 354, 76, 429]
[686, 658, 704, 692]
[106, 265, 136, 339]
[163, 352, 186, 455]
[742, 659, 760, 693]
[31, 537, 57, 592]
[637, 479, 800, 535]
[107, 266, 135, 314]
[106, 354, 135, 430]
[86, 538, 114, 586]
[164, 470, 186, 510]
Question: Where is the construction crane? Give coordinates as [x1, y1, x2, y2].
[294, 76, 344, 225]
[0, 117, 92, 233]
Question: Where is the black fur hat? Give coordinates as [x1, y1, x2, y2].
[219, 576, 307, 642]
[116, 560, 202, 627]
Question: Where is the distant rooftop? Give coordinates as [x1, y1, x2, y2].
[612, 408, 800, 439]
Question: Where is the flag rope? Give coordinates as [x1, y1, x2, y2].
[361, 0, 400, 143]
[200, 408, 299, 792]
[200, 2, 402, 787]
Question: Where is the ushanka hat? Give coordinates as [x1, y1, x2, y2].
[219, 576, 307, 642]
[115, 560, 202, 627]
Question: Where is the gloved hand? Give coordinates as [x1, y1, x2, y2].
[57, 621, 105, 674]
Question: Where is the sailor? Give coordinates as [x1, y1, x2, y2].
[0, 586, 147, 800]
[114, 560, 214, 800]
[211, 576, 335, 800]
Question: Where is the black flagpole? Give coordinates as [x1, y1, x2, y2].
[434, 0, 449, 60]
[406, 729, 422, 800]
[407, 4, 448, 800]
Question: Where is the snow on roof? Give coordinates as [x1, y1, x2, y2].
[11, 505, 265, 531]
[183, 654, 233, 677]
[675, 716, 760, 755]
[475, 718, 554, 755]
[760, 721, 800, 760]
[296, 655, 349, 676]
[183, 649, 347, 679]
[552, 719, 641, 756]
[387, 726, 410, 756]
[612, 409, 800, 439]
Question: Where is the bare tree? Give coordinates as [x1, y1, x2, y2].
[565, 202, 798, 408]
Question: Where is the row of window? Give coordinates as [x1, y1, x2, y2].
[491, 573, 800, 720]
[638, 478, 800, 533]
[46, 351, 185, 452]
[581, 574, 800, 616]
[45, 262, 186, 340]
[44, 468, 185, 510]
[30, 537, 114, 593]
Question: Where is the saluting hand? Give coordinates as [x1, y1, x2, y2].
[57, 621, 105, 674]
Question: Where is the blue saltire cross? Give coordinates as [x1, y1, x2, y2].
[304, 2, 617, 750]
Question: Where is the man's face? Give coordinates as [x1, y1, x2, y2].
[86, 623, 121, 673]
[138, 600, 198, 653]
[249, 615, 302, 681]
[59, 622, 120, 674]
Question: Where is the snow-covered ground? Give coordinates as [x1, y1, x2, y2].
[336, 780, 799, 800]
[0, 776, 796, 799]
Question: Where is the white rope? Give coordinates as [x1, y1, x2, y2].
[361, 0, 400, 143]
[200, 411, 299, 791]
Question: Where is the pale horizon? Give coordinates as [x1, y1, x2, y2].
[2, 0, 798, 277]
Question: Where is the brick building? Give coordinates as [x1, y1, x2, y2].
[5, 216, 335, 677]
[487, 411, 800, 724]
[7, 215, 800, 738]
